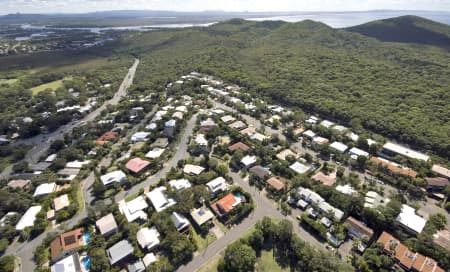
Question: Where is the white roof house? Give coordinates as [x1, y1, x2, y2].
[143, 253, 157, 267]
[118, 196, 148, 222]
[206, 177, 228, 194]
[200, 118, 216, 127]
[131, 132, 150, 143]
[107, 240, 134, 265]
[320, 120, 334, 128]
[221, 115, 235, 123]
[45, 154, 57, 162]
[165, 119, 176, 127]
[348, 147, 369, 158]
[382, 142, 429, 162]
[396, 204, 426, 234]
[33, 182, 57, 197]
[175, 105, 187, 112]
[100, 170, 126, 187]
[50, 254, 81, 272]
[364, 191, 390, 208]
[145, 148, 165, 159]
[146, 123, 157, 131]
[195, 134, 208, 146]
[432, 164, 450, 179]
[250, 132, 267, 142]
[96, 213, 118, 236]
[297, 187, 323, 204]
[16, 205, 42, 230]
[172, 111, 184, 119]
[137, 227, 160, 250]
[183, 164, 205, 175]
[336, 184, 357, 195]
[332, 125, 348, 134]
[190, 207, 215, 227]
[169, 179, 192, 191]
[346, 132, 359, 142]
[211, 108, 225, 115]
[53, 194, 70, 212]
[318, 201, 344, 221]
[302, 130, 316, 138]
[65, 160, 90, 169]
[241, 155, 257, 168]
[146, 186, 176, 212]
[367, 139, 377, 146]
[290, 162, 311, 174]
[330, 141, 348, 153]
[171, 212, 190, 232]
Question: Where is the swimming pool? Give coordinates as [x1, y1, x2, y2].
[83, 233, 91, 244]
[81, 257, 91, 270]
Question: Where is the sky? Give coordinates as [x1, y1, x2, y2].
[1, 0, 450, 14]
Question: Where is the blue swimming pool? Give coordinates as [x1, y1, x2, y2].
[83, 233, 91, 244]
[81, 257, 91, 270]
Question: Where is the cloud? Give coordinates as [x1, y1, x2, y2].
[1, 0, 449, 14]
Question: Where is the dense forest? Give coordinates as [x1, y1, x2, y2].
[109, 16, 449, 160]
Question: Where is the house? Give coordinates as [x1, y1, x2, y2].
[330, 141, 348, 153]
[346, 132, 359, 142]
[228, 142, 250, 153]
[250, 132, 267, 142]
[145, 148, 165, 159]
[206, 177, 228, 195]
[50, 228, 86, 262]
[336, 184, 357, 195]
[96, 131, 118, 145]
[100, 170, 127, 187]
[382, 142, 430, 162]
[211, 108, 225, 115]
[0, 212, 18, 227]
[433, 229, 450, 251]
[332, 125, 348, 134]
[15, 205, 42, 231]
[131, 132, 150, 143]
[240, 126, 256, 136]
[136, 227, 160, 251]
[218, 136, 231, 146]
[175, 105, 187, 112]
[302, 130, 316, 139]
[241, 155, 257, 168]
[266, 177, 285, 191]
[146, 122, 157, 131]
[183, 164, 205, 176]
[377, 232, 444, 272]
[229, 120, 246, 129]
[290, 161, 311, 174]
[31, 162, 51, 172]
[370, 157, 417, 178]
[171, 212, 190, 232]
[190, 207, 215, 227]
[65, 160, 90, 169]
[249, 165, 271, 180]
[53, 194, 70, 212]
[169, 179, 192, 191]
[7, 179, 30, 190]
[45, 154, 58, 163]
[431, 164, 450, 179]
[151, 138, 169, 148]
[162, 119, 176, 137]
[318, 201, 344, 221]
[211, 193, 241, 217]
[297, 187, 324, 204]
[143, 253, 157, 268]
[50, 253, 82, 272]
[96, 213, 118, 237]
[345, 216, 374, 240]
[107, 240, 134, 265]
[312, 171, 336, 186]
[221, 115, 236, 123]
[33, 182, 57, 197]
[128, 260, 145, 272]
[125, 158, 150, 174]
[320, 120, 334, 128]
[425, 177, 449, 192]
[118, 196, 148, 222]
[312, 136, 329, 146]
[194, 134, 208, 146]
[320, 217, 333, 228]
[276, 149, 297, 161]
[396, 204, 426, 234]
[348, 147, 369, 159]
[296, 199, 309, 210]
[364, 191, 390, 208]
[146, 186, 176, 212]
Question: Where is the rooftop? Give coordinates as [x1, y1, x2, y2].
[125, 157, 150, 173]
[171, 212, 190, 231]
[276, 149, 297, 161]
[431, 164, 450, 179]
[206, 177, 227, 194]
[266, 177, 285, 191]
[383, 142, 429, 162]
[241, 155, 257, 167]
[96, 213, 118, 236]
[118, 196, 148, 222]
[136, 227, 160, 250]
[330, 141, 348, 153]
[33, 182, 57, 197]
[169, 179, 192, 191]
[53, 194, 70, 212]
[145, 148, 165, 159]
[249, 165, 271, 179]
[16, 205, 41, 231]
[211, 193, 241, 216]
[228, 142, 250, 152]
[107, 240, 134, 265]
[146, 186, 176, 212]
[370, 157, 417, 178]
[290, 161, 310, 174]
[396, 204, 426, 234]
[190, 207, 215, 226]
[50, 228, 84, 261]
[183, 164, 205, 175]
[312, 171, 336, 186]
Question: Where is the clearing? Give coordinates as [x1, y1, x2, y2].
[30, 76, 72, 95]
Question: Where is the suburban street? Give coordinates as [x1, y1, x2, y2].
[0, 59, 140, 180]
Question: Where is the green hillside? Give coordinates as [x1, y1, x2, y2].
[112, 17, 450, 159]
[347, 15, 450, 48]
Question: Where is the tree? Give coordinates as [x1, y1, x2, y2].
[92, 180, 106, 197]
[247, 228, 264, 251]
[161, 231, 196, 266]
[89, 247, 110, 272]
[0, 255, 15, 272]
[356, 155, 368, 170]
[218, 242, 256, 272]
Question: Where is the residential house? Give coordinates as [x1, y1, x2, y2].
[107, 240, 134, 265]
[250, 132, 267, 142]
[171, 212, 191, 232]
[396, 204, 426, 234]
[136, 227, 160, 251]
[332, 125, 348, 134]
[381, 142, 430, 162]
[345, 216, 374, 240]
[240, 126, 256, 136]
[151, 138, 169, 148]
[183, 164, 205, 176]
[336, 184, 357, 195]
[229, 120, 246, 130]
[206, 177, 228, 195]
[172, 111, 183, 120]
[50, 253, 81, 272]
[211, 193, 241, 218]
[96, 131, 118, 145]
[118, 196, 148, 222]
[50, 228, 86, 262]
[297, 187, 324, 204]
[33, 182, 57, 197]
[164, 119, 177, 137]
[276, 149, 297, 161]
[348, 147, 369, 159]
[45, 154, 57, 163]
[31, 162, 51, 173]
[131, 132, 150, 143]
[53, 194, 70, 212]
[145, 148, 165, 159]
[302, 130, 316, 139]
[320, 120, 334, 128]
[143, 253, 157, 268]
[146, 186, 176, 212]
[433, 229, 450, 251]
[194, 134, 208, 147]
[241, 155, 257, 169]
[290, 161, 311, 175]
[125, 158, 150, 174]
[330, 141, 348, 154]
[65, 160, 90, 169]
[425, 177, 449, 192]
[199, 118, 216, 133]
[312, 136, 329, 146]
[318, 201, 344, 221]
[100, 170, 127, 187]
[169, 179, 192, 191]
[7, 179, 30, 190]
[15, 205, 42, 231]
[128, 260, 145, 272]
[96, 213, 118, 237]
[249, 165, 271, 180]
[221, 115, 236, 123]
[228, 142, 250, 153]
[364, 191, 390, 208]
[312, 171, 336, 186]
[370, 157, 417, 178]
[266, 177, 285, 192]
[190, 207, 215, 227]
[431, 165, 450, 179]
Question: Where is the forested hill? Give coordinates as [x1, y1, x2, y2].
[347, 15, 450, 48]
[115, 16, 449, 159]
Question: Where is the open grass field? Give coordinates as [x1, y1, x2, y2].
[30, 77, 70, 94]
[192, 228, 218, 252]
[255, 250, 290, 272]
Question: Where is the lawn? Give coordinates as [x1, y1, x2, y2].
[192, 228, 217, 252]
[0, 78, 18, 85]
[197, 254, 221, 272]
[30, 76, 72, 95]
[255, 250, 290, 272]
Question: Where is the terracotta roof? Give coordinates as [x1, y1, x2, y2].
[370, 157, 417, 178]
[96, 131, 118, 145]
[7, 179, 30, 189]
[312, 171, 336, 186]
[211, 194, 239, 216]
[345, 216, 374, 238]
[266, 177, 285, 191]
[228, 142, 250, 152]
[51, 228, 84, 261]
[125, 158, 150, 173]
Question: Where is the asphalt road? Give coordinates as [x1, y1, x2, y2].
[0, 59, 140, 181]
